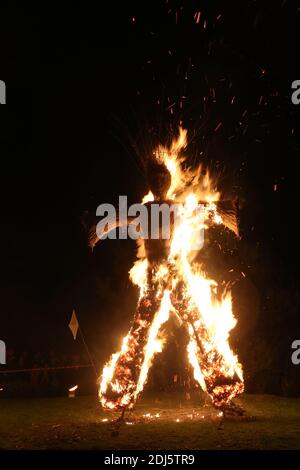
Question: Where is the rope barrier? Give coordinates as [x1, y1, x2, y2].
[0, 364, 95, 374]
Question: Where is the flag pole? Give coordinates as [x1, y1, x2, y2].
[78, 326, 98, 379]
[69, 309, 98, 379]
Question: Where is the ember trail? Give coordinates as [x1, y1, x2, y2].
[90, 128, 244, 417]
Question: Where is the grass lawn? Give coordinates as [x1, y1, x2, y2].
[1, 393, 300, 449]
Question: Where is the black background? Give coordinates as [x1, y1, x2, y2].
[0, 1, 299, 389]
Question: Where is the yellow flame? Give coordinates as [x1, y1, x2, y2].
[134, 290, 171, 398]
[98, 127, 244, 411]
[142, 191, 154, 204]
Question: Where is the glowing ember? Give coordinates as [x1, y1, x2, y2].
[97, 128, 244, 414]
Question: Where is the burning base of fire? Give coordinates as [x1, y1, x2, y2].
[99, 398, 254, 433]
[104, 408, 223, 426]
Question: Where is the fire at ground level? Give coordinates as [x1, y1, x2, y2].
[1, 392, 300, 450]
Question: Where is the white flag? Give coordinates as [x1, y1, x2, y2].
[69, 309, 79, 340]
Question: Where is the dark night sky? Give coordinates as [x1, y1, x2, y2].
[0, 2, 299, 361]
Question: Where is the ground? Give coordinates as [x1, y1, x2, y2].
[1, 393, 300, 449]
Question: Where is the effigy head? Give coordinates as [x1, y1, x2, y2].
[147, 159, 171, 199]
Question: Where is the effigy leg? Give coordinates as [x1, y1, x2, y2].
[170, 279, 244, 414]
[100, 265, 167, 414]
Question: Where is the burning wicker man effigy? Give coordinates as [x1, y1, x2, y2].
[89, 129, 245, 420]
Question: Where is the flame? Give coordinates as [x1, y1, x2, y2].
[69, 385, 78, 392]
[135, 290, 171, 397]
[142, 191, 154, 204]
[98, 128, 244, 412]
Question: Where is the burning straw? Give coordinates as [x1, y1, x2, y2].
[93, 129, 244, 417]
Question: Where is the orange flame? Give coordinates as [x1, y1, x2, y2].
[99, 128, 243, 411]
